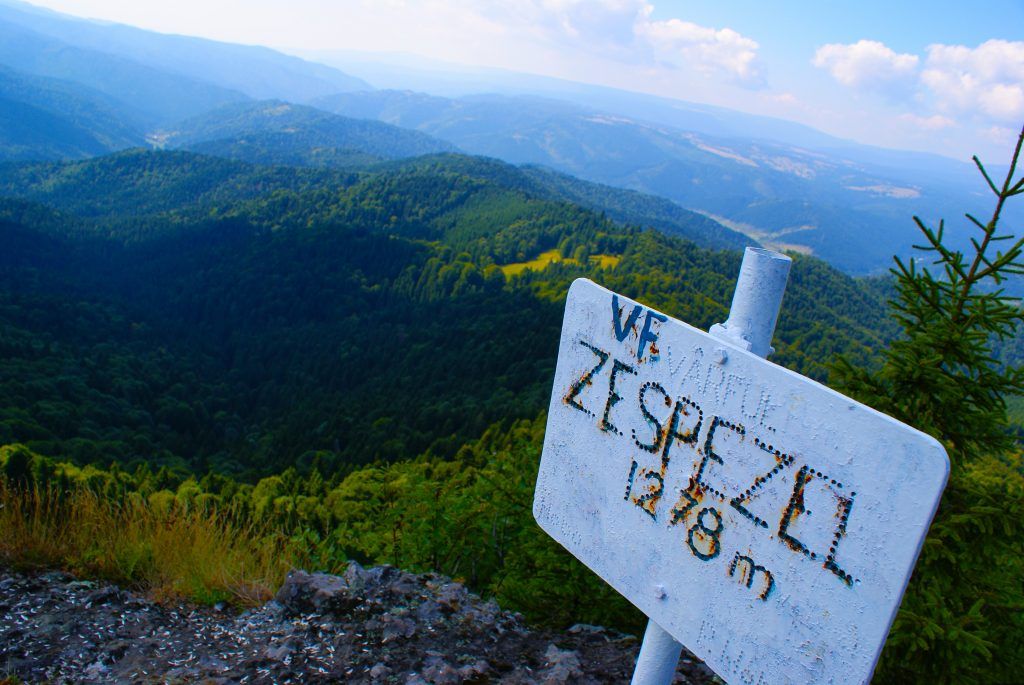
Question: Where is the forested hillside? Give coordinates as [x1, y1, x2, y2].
[0, 146, 900, 653]
[0, 149, 892, 479]
[0, 148, 756, 251]
[0, 66, 144, 161]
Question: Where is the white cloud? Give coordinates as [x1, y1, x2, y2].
[812, 40, 918, 92]
[981, 125, 1019, 147]
[898, 113, 955, 131]
[813, 37, 1024, 147]
[639, 18, 762, 86]
[487, 0, 647, 55]
[473, 1, 764, 87]
[769, 92, 798, 106]
[921, 40, 1024, 122]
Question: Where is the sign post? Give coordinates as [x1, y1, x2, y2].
[534, 247, 949, 685]
[633, 247, 793, 684]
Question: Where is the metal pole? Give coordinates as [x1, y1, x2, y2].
[709, 247, 792, 358]
[632, 620, 684, 685]
[631, 246, 792, 685]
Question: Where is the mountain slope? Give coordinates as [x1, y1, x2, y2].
[0, 149, 890, 475]
[0, 149, 752, 252]
[0, 1, 986, 274]
[519, 164, 754, 252]
[0, 65, 143, 160]
[0, 149, 358, 221]
[0, 18, 247, 125]
[313, 90, 987, 274]
[0, 0, 370, 102]
[307, 54, 979, 188]
[301, 53, 851, 147]
[161, 100, 455, 162]
[375, 154, 755, 252]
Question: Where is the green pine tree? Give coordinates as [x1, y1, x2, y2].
[833, 124, 1024, 684]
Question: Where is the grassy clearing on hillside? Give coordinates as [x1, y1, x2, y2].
[589, 254, 621, 270]
[500, 249, 573, 276]
[0, 483, 309, 605]
[499, 249, 620, 276]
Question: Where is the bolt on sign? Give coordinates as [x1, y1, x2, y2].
[534, 278, 949, 685]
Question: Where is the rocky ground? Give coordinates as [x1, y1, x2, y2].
[0, 563, 720, 684]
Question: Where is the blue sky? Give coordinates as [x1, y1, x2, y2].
[659, 1, 1024, 53]
[29, 0, 1024, 161]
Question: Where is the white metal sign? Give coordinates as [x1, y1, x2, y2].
[534, 278, 949, 685]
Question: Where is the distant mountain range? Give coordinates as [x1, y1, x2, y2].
[157, 100, 456, 164]
[0, 0, 1015, 278]
[0, 12, 245, 125]
[0, 66, 144, 160]
[300, 51, 984, 188]
[0, 0, 369, 108]
[312, 89, 997, 274]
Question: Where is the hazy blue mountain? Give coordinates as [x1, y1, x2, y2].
[306, 50, 979, 187]
[189, 135, 385, 170]
[313, 89, 992, 274]
[160, 101, 455, 161]
[0, 66, 144, 160]
[0, 0, 370, 103]
[148, 97, 750, 251]
[518, 165, 755, 252]
[0, 0, 997, 274]
[0, 18, 247, 125]
[304, 51, 850, 149]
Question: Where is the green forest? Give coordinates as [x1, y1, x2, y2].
[1, 142, 1022, 685]
[0, 150, 895, 476]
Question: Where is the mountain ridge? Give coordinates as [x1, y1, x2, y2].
[312, 89, 992, 275]
[0, 65, 144, 161]
[0, 0, 371, 102]
[159, 100, 456, 163]
[0, 148, 755, 252]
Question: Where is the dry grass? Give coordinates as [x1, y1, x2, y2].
[0, 483, 302, 606]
